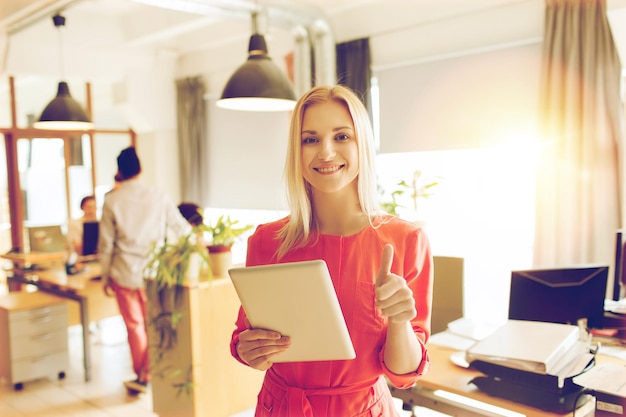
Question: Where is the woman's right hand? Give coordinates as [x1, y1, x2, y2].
[236, 328, 291, 371]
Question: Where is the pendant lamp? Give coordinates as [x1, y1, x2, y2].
[34, 14, 94, 130]
[217, 12, 296, 112]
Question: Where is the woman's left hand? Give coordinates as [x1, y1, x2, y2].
[375, 244, 417, 323]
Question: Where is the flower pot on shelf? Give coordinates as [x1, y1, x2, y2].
[207, 245, 232, 277]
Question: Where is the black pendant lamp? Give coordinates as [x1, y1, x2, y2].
[34, 14, 94, 130]
[217, 12, 296, 112]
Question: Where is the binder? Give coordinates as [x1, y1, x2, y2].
[465, 320, 581, 374]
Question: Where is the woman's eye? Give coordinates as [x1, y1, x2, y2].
[335, 133, 350, 141]
[302, 137, 318, 144]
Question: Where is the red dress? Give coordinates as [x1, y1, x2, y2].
[230, 215, 433, 417]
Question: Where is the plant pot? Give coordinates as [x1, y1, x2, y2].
[207, 245, 232, 277]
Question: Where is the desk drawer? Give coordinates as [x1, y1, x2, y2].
[9, 305, 68, 337]
[10, 350, 68, 384]
[10, 330, 68, 360]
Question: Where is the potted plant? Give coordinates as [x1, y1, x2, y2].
[143, 228, 211, 395]
[379, 170, 440, 224]
[201, 214, 253, 276]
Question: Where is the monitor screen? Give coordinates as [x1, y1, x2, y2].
[28, 225, 67, 253]
[82, 221, 99, 256]
[509, 266, 608, 329]
[613, 230, 626, 301]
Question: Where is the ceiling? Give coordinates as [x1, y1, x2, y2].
[1, 0, 535, 50]
[1, 0, 547, 73]
[3, 0, 626, 77]
[1, 0, 626, 128]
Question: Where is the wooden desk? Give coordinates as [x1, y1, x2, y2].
[1, 251, 66, 266]
[390, 344, 623, 417]
[2, 252, 115, 382]
[34, 263, 119, 326]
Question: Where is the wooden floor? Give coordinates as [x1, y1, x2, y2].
[0, 317, 158, 417]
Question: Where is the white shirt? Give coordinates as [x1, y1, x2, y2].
[98, 178, 190, 289]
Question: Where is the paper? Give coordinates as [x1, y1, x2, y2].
[573, 363, 626, 398]
[446, 317, 504, 341]
[604, 298, 626, 314]
[428, 330, 476, 351]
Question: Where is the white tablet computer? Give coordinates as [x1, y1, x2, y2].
[228, 260, 356, 363]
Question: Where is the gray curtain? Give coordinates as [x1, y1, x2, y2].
[534, 0, 626, 267]
[336, 38, 371, 110]
[176, 76, 208, 206]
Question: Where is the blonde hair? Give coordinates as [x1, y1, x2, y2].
[276, 85, 380, 258]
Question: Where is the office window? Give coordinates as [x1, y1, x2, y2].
[0, 138, 11, 254]
[376, 147, 537, 322]
[374, 41, 543, 322]
[68, 135, 95, 219]
[17, 138, 69, 226]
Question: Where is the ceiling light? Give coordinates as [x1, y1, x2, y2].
[217, 12, 296, 112]
[34, 14, 94, 130]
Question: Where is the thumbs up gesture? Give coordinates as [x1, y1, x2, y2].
[375, 244, 417, 323]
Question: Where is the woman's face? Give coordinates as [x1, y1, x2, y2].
[300, 100, 359, 195]
[82, 199, 97, 220]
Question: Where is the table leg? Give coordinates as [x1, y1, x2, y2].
[79, 297, 91, 382]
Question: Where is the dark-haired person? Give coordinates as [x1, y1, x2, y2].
[67, 195, 97, 255]
[177, 202, 204, 227]
[98, 146, 189, 394]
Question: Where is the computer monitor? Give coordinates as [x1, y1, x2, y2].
[82, 221, 99, 256]
[28, 225, 67, 253]
[613, 230, 626, 301]
[508, 265, 608, 329]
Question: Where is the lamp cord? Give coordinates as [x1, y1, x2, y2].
[52, 14, 66, 80]
[57, 25, 65, 80]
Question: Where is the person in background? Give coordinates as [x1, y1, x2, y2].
[98, 146, 190, 395]
[112, 171, 123, 192]
[102, 172, 123, 202]
[178, 202, 207, 246]
[177, 202, 204, 227]
[230, 85, 433, 416]
[67, 195, 97, 255]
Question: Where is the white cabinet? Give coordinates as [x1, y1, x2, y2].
[0, 292, 69, 390]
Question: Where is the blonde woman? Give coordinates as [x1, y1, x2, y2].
[230, 85, 433, 416]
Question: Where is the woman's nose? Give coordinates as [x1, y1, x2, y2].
[317, 139, 336, 160]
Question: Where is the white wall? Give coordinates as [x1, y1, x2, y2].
[205, 97, 290, 210]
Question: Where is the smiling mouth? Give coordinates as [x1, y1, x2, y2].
[315, 165, 343, 174]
